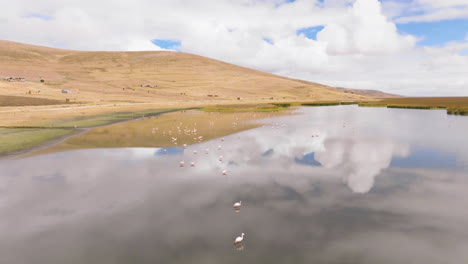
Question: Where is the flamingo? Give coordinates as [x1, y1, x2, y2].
[190, 161, 195, 167]
[233, 201, 241, 208]
[179, 161, 184, 167]
[234, 233, 245, 244]
[222, 169, 227, 176]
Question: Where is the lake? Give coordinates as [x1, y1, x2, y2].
[1, 105, 468, 264]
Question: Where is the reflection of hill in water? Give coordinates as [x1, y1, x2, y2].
[30, 110, 288, 156]
[1, 106, 468, 263]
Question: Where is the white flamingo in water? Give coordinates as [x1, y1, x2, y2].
[222, 169, 227, 176]
[233, 201, 241, 209]
[234, 233, 245, 244]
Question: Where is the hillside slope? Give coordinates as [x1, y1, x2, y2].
[0, 40, 369, 105]
[0, 40, 378, 126]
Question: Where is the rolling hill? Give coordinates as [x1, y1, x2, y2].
[0, 40, 375, 126]
[0, 40, 373, 103]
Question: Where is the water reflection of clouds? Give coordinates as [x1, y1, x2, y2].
[315, 139, 409, 193]
[294, 152, 321, 166]
[154, 147, 183, 156]
[3, 155, 467, 263]
[390, 147, 461, 169]
[207, 113, 409, 194]
[1, 106, 468, 263]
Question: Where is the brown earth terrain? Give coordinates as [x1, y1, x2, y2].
[0, 40, 372, 126]
[0, 95, 67, 106]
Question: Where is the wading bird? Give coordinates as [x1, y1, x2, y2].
[233, 201, 241, 209]
[234, 233, 245, 244]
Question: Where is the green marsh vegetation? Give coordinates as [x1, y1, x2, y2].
[300, 101, 357, 106]
[358, 97, 468, 116]
[0, 128, 74, 155]
[202, 101, 359, 112]
[202, 103, 291, 112]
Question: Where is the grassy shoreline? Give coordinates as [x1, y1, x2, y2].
[200, 101, 360, 112]
[201, 103, 291, 112]
[358, 97, 468, 116]
[0, 128, 75, 155]
[2, 97, 467, 157]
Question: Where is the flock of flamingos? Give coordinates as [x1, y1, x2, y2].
[152, 124, 246, 248]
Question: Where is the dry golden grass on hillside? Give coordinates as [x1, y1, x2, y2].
[0, 40, 370, 126]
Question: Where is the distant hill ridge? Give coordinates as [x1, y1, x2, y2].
[335, 87, 401, 98]
[0, 40, 384, 105]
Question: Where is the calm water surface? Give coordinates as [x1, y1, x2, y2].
[1, 106, 468, 264]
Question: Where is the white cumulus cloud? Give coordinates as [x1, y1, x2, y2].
[0, 0, 467, 96]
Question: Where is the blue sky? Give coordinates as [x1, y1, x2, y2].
[397, 19, 468, 46]
[296, 26, 325, 40]
[151, 39, 180, 50]
[263, 37, 274, 45]
[25, 13, 52, 21]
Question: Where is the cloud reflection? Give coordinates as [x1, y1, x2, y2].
[316, 139, 409, 193]
[0, 106, 467, 263]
